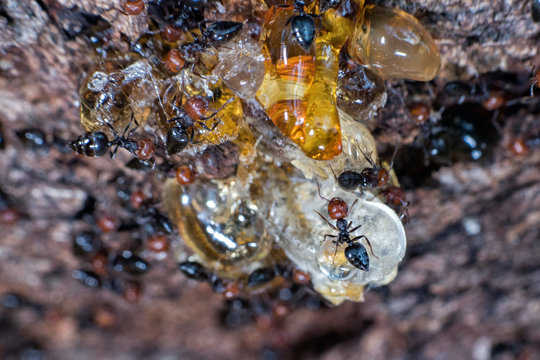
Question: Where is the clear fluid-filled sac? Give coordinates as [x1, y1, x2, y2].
[80, 58, 162, 135]
[256, 0, 360, 160]
[162, 178, 273, 277]
[348, 5, 441, 81]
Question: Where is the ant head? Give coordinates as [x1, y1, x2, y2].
[328, 197, 347, 220]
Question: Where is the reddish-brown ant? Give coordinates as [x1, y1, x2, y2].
[119, 0, 145, 16]
[382, 185, 410, 224]
[314, 181, 378, 271]
[163, 82, 235, 155]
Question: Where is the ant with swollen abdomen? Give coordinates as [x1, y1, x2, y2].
[314, 180, 378, 272]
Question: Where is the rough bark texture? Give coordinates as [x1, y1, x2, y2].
[1, 0, 539, 359]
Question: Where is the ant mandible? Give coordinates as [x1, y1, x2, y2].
[314, 180, 378, 271]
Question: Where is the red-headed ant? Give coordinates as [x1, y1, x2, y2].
[69, 115, 155, 160]
[163, 81, 235, 155]
[314, 181, 378, 272]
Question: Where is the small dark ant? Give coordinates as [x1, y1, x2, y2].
[334, 147, 396, 191]
[69, 117, 155, 160]
[163, 82, 235, 155]
[314, 181, 378, 272]
[282, 0, 318, 50]
[177, 21, 243, 70]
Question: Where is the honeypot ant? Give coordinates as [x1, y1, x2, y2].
[163, 82, 235, 155]
[280, 0, 318, 50]
[314, 181, 378, 272]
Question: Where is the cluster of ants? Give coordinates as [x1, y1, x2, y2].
[66, 0, 411, 277]
[65, 0, 539, 280]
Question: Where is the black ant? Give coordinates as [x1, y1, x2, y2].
[163, 82, 235, 155]
[314, 181, 378, 272]
[177, 21, 243, 69]
[69, 116, 153, 160]
[282, 0, 318, 50]
[334, 147, 397, 191]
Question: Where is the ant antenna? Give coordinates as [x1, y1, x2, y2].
[315, 178, 331, 202]
[358, 147, 376, 168]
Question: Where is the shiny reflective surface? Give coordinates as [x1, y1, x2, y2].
[349, 5, 441, 81]
[163, 179, 272, 275]
[256, 2, 359, 160]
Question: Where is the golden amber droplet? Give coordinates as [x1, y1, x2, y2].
[349, 5, 441, 81]
[256, 4, 351, 160]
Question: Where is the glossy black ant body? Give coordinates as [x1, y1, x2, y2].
[335, 148, 395, 191]
[69, 118, 140, 158]
[164, 83, 235, 155]
[284, 0, 318, 50]
[314, 181, 378, 271]
[178, 21, 243, 67]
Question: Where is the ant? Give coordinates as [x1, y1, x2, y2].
[281, 0, 318, 50]
[334, 147, 397, 191]
[163, 82, 235, 155]
[69, 116, 155, 161]
[177, 21, 243, 70]
[119, 0, 145, 16]
[314, 181, 378, 272]
[382, 185, 410, 224]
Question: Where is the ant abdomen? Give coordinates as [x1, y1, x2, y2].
[69, 131, 110, 157]
[344, 243, 369, 271]
[336, 170, 362, 190]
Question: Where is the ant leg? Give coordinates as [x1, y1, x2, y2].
[332, 241, 339, 265]
[199, 96, 236, 121]
[348, 198, 358, 215]
[349, 224, 362, 233]
[329, 165, 338, 181]
[399, 207, 410, 224]
[197, 117, 222, 131]
[353, 235, 379, 259]
[315, 179, 331, 203]
[323, 234, 337, 243]
[210, 117, 221, 131]
[314, 210, 338, 231]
